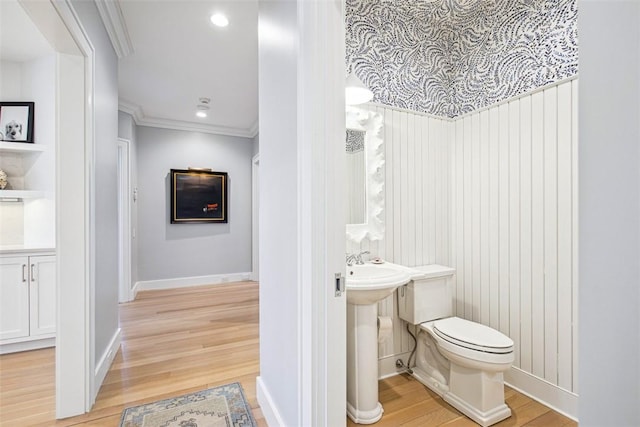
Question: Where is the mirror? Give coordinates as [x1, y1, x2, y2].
[346, 129, 366, 224]
[345, 107, 384, 243]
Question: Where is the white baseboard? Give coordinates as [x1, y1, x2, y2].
[256, 376, 286, 427]
[378, 351, 412, 379]
[133, 272, 252, 297]
[94, 328, 121, 401]
[505, 366, 578, 421]
[0, 336, 55, 354]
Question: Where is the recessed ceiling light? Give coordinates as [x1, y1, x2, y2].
[196, 111, 207, 118]
[210, 13, 229, 27]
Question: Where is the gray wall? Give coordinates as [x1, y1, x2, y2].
[118, 111, 139, 285]
[136, 126, 253, 281]
[70, 0, 119, 368]
[579, 1, 640, 425]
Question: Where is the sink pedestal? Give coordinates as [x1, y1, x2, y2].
[347, 302, 383, 424]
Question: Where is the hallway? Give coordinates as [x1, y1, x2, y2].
[0, 281, 265, 426]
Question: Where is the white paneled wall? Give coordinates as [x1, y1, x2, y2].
[350, 80, 578, 413]
[346, 105, 451, 361]
[451, 79, 579, 396]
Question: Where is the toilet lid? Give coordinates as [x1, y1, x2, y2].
[433, 317, 514, 354]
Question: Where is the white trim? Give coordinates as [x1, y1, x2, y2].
[24, 0, 96, 418]
[133, 272, 252, 295]
[93, 328, 121, 401]
[505, 366, 578, 421]
[117, 138, 132, 303]
[118, 100, 257, 138]
[454, 75, 579, 120]
[256, 376, 287, 427]
[366, 101, 454, 122]
[0, 337, 55, 355]
[251, 154, 259, 282]
[378, 351, 412, 379]
[368, 75, 579, 122]
[248, 120, 259, 138]
[94, 0, 133, 58]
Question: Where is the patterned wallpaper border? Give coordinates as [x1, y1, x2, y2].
[345, 0, 578, 118]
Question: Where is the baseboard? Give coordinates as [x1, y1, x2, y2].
[378, 351, 412, 379]
[505, 366, 578, 421]
[256, 376, 287, 427]
[0, 336, 55, 354]
[94, 328, 121, 401]
[133, 272, 252, 296]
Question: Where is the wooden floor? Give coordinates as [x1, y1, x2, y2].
[0, 282, 576, 427]
[0, 281, 266, 426]
[347, 373, 577, 427]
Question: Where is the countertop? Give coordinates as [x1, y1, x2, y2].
[0, 245, 56, 255]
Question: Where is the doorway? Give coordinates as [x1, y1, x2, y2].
[251, 154, 259, 281]
[117, 138, 132, 303]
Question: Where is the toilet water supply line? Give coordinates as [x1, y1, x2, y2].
[397, 323, 418, 375]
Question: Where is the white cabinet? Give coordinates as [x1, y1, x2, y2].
[0, 253, 56, 353]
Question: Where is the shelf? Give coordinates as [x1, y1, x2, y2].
[0, 190, 45, 200]
[0, 141, 47, 154]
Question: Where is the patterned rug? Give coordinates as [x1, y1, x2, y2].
[119, 382, 256, 427]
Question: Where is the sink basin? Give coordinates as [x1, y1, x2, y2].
[346, 263, 412, 305]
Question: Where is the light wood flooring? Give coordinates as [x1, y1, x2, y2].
[1, 282, 576, 426]
[0, 281, 265, 426]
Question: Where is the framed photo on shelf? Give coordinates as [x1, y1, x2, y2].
[170, 168, 228, 223]
[0, 102, 34, 143]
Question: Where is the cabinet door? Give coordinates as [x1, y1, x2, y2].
[0, 256, 30, 341]
[29, 255, 56, 337]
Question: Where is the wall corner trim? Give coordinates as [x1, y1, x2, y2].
[256, 376, 287, 427]
[505, 367, 578, 422]
[94, 328, 121, 401]
[133, 272, 253, 294]
[94, 0, 134, 58]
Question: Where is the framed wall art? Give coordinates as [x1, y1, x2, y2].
[170, 168, 228, 223]
[0, 102, 34, 143]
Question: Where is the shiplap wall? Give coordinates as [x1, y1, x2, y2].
[352, 80, 578, 409]
[450, 78, 579, 395]
[347, 105, 451, 360]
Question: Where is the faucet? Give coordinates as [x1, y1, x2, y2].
[346, 251, 370, 266]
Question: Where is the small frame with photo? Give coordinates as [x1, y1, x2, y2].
[0, 102, 34, 143]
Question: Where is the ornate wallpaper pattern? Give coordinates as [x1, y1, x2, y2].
[346, 129, 366, 153]
[345, 0, 578, 118]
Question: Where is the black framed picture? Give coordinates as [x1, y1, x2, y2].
[170, 169, 228, 223]
[0, 102, 34, 143]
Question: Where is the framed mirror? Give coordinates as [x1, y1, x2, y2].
[345, 106, 384, 243]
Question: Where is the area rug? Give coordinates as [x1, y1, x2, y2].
[119, 382, 256, 427]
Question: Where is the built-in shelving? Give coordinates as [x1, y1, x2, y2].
[0, 190, 45, 201]
[0, 141, 47, 154]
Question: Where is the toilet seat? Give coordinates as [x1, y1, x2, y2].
[431, 317, 514, 354]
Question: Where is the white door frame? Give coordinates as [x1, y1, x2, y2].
[117, 138, 132, 303]
[298, 1, 346, 424]
[251, 154, 259, 281]
[20, 0, 96, 417]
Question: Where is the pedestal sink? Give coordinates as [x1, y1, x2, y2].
[346, 262, 413, 424]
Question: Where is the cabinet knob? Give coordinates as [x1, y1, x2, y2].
[31, 264, 36, 282]
[22, 264, 27, 282]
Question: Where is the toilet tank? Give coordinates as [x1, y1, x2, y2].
[398, 265, 455, 325]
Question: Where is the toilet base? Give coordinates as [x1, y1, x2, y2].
[412, 362, 511, 427]
[444, 391, 511, 427]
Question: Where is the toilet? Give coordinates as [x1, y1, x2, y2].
[397, 265, 514, 427]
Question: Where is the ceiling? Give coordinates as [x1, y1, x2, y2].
[117, 0, 258, 138]
[0, 0, 53, 62]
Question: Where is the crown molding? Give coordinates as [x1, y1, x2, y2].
[118, 100, 257, 139]
[95, 0, 133, 58]
[248, 120, 259, 138]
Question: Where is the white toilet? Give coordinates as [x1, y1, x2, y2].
[397, 265, 514, 427]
